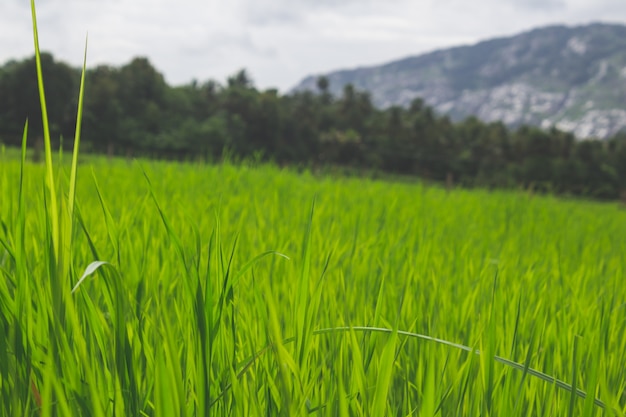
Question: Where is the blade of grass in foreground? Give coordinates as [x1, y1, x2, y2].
[482, 273, 498, 416]
[30, 0, 58, 265]
[221, 326, 616, 414]
[9, 121, 32, 417]
[569, 336, 580, 417]
[513, 327, 537, 415]
[371, 326, 398, 416]
[294, 199, 315, 371]
[67, 35, 88, 234]
[582, 307, 605, 417]
[14, 121, 28, 277]
[419, 351, 437, 417]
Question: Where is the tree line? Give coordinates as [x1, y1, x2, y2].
[1, 53, 625, 199]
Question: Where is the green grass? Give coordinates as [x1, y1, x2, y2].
[1, 1, 626, 415]
[2, 151, 626, 416]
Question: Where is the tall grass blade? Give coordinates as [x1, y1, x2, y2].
[68, 35, 88, 222]
[295, 199, 315, 370]
[568, 336, 580, 417]
[30, 0, 59, 263]
[371, 327, 398, 415]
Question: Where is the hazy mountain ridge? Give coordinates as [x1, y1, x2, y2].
[292, 23, 626, 139]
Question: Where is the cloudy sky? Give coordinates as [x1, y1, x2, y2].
[2, 0, 626, 91]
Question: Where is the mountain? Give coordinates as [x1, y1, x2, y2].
[292, 23, 626, 139]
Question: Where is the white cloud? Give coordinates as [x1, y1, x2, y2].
[1, 0, 626, 91]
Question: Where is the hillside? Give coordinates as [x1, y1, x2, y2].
[292, 23, 626, 139]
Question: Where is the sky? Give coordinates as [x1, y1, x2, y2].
[2, 0, 626, 92]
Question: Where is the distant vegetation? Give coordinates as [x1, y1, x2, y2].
[1, 53, 626, 199]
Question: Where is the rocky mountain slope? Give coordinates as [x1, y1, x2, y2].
[292, 23, 626, 139]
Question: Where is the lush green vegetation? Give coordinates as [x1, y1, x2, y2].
[2, 49, 626, 200]
[1, 3, 626, 416]
[3, 139, 626, 416]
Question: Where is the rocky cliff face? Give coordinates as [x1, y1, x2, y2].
[292, 23, 626, 139]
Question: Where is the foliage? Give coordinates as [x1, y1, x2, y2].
[3, 146, 626, 416]
[1, 53, 626, 199]
[1, 7, 625, 414]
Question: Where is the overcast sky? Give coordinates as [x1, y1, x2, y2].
[2, 0, 626, 91]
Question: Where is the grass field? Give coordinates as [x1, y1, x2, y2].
[1, 150, 626, 416]
[1, 2, 626, 415]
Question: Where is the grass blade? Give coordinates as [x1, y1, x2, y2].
[30, 0, 59, 263]
[71, 261, 109, 294]
[68, 34, 88, 223]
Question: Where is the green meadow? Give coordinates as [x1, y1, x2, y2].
[1, 2, 626, 415]
[1, 152, 626, 416]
